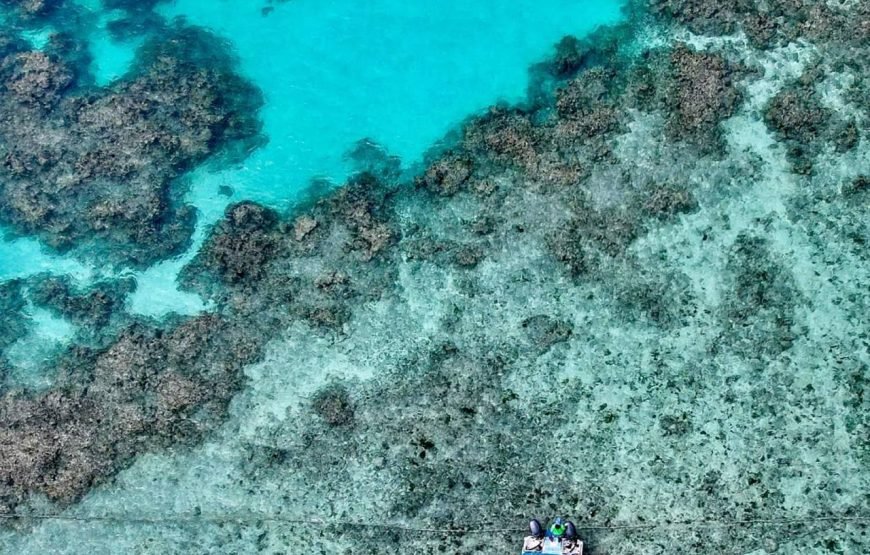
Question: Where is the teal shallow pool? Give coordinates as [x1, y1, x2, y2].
[158, 0, 625, 201]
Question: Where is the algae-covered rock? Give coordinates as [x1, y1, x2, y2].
[764, 78, 830, 173]
[28, 275, 135, 328]
[719, 234, 803, 357]
[0, 280, 28, 352]
[0, 51, 73, 108]
[0, 0, 61, 18]
[196, 202, 281, 285]
[521, 314, 573, 352]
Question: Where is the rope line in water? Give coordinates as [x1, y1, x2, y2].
[0, 512, 867, 534]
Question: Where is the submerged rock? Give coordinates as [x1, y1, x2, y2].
[719, 234, 803, 357]
[665, 45, 742, 151]
[0, 0, 61, 19]
[326, 173, 397, 261]
[416, 154, 474, 196]
[0, 280, 27, 352]
[183, 174, 398, 330]
[0, 51, 73, 109]
[521, 314, 574, 352]
[649, 0, 865, 47]
[293, 215, 318, 241]
[195, 201, 281, 285]
[28, 275, 135, 329]
[764, 77, 830, 173]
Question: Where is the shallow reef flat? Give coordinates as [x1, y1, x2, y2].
[0, 0, 868, 553]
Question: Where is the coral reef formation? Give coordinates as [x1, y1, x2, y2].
[0, 0, 61, 20]
[650, 0, 870, 47]
[21, 275, 138, 350]
[176, 1, 868, 552]
[0, 0, 867, 553]
[0, 315, 257, 512]
[164, 3, 868, 550]
[0, 22, 263, 266]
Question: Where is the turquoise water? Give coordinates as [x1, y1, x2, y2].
[159, 0, 624, 200]
[2, 0, 869, 553]
[74, 0, 143, 85]
[1, 0, 625, 318]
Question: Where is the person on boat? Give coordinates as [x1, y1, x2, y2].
[546, 517, 568, 540]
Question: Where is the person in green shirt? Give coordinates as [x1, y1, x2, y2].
[546, 517, 568, 540]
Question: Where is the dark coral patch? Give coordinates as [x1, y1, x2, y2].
[321, 172, 398, 261]
[28, 275, 135, 330]
[615, 267, 697, 328]
[521, 314, 573, 352]
[0, 280, 27, 353]
[549, 205, 641, 277]
[0, 50, 73, 108]
[194, 202, 282, 286]
[0, 24, 263, 267]
[665, 45, 742, 151]
[718, 234, 803, 358]
[764, 75, 831, 173]
[415, 154, 473, 197]
[183, 175, 398, 331]
[648, 0, 866, 48]
[0, 0, 63, 20]
[0, 315, 257, 512]
[554, 67, 624, 141]
[638, 182, 699, 221]
[311, 383, 355, 427]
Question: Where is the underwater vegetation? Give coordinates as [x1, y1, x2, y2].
[0, 0, 867, 553]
